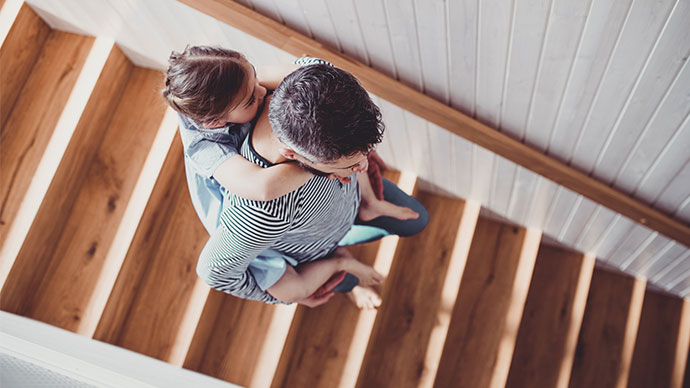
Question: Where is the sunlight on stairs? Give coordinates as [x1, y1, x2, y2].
[2, 3, 690, 388]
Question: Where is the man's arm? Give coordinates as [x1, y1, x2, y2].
[196, 202, 292, 303]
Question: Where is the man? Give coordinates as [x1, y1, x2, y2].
[197, 65, 428, 308]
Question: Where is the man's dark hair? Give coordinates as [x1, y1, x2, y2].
[268, 64, 384, 163]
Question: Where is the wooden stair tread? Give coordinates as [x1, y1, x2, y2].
[270, 240, 381, 388]
[356, 191, 469, 388]
[0, 29, 93, 254]
[94, 135, 209, 363]
[271, 170, 404, 388]
[434, 218, 541, 388]
[184, 291, 293, 387]
[1, 66, 165, 332]
[629, 289, 690, 388]
[0, 3, 51, 129]
[506, 245, 594, 388]
[568, 268, 646, 388]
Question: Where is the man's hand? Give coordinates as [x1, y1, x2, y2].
[297, 270, 346, 308]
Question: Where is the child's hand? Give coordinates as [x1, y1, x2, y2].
[358, 199, 419, 222]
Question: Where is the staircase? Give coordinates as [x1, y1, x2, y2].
[2, 5, 689, 388]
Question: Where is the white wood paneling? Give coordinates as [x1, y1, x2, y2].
[606, 225, 656, 269]
[524, 177, 559, 229]
[590, 215, 637, 260]
[475, 0, 512, 128]
[271, 0, 312, 38]
[569, 0, 676, 172]
[506, 167, 539, 225]
[543, 187, 579, 238]
[247, 0, 285, 25]
[296, 0, 341, 53]
[24, 0, 690, 297]
[654, 161, 690, 217]
[524, 0, 592, 152]
[559, 196, 598, 245]
[635, 114, 690, 207]
[499, 0, 551, 141]
[427, 123, 455, 195]
[614, 60, 690, 195]
[591, 0, 690, 185]
[375, 98, 415, 173]
[646, 242, 689, 282]
[324, 1, 369, 65]
[351, 0, 397, 76]
[489, 156, 517, 216]
[412, 0, 449, 103]
[447, 0, 477, 115]
[381, 0, 423, 90]
[573, 205, 618, 253]
[452, 135, 474, 200]
[629, 238, 676, 275]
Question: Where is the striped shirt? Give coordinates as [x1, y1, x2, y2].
[196, 129, 361, 303]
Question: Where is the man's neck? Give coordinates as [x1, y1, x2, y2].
[250, 106, 288, 165]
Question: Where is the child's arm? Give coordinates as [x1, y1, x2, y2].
[257, 64, 299, 90]
[357, 171, 420, 222]
[213, 155, 313, 201]
[267, 247, 383, 304]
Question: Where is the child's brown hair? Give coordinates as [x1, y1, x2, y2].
[162, 45, 249, 124]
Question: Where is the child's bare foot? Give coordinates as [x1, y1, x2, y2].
[346, 285, 382, 309]
[358, 199, 419, 222]
[342, 256, 384, 287]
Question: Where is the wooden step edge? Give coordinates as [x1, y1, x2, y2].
[323, 170, 419, 388]
[0, 0, 23, 46]
[489, 227, 542, 388]
[0, 36, 114, 292]
[78, 107, 179, 337]
[0, 1, 51, 128]
[418, 200, 480, 388]
[672, 299, 690, 388]
[168, 281, 213, 367]
[268, 169, 413, 388]
[555, 253, 596, 388]
[249, 304, 299, 388]
[616, 276, 647, 388]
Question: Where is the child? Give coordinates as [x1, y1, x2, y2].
[162, 46, 416, 307]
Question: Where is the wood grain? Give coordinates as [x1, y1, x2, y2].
[355, 191, 467, 388]
[0, 30, 93, 254]
[270, 170, 403, 388]
[178, 0, 690, 248]
[568, 268, 645, 388]
[93, 135, 209, 361]
[270, 240, 382, 388]
[433, 218, 540, 388]
[0, 67, 162, 332]
[0, 3, 50, 129]
[505, 246, 594, 388]
[182, 291, 288, 386]
[628, 290, 689, 388]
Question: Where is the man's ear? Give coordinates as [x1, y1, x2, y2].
[279, 147, 298, 160]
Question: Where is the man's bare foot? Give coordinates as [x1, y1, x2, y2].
[358, 199, 419, 222]
[346, 285, 382, 309]
[342, 256, 384, 287]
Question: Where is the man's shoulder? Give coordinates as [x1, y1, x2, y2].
[220, 189, 301, 230]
